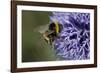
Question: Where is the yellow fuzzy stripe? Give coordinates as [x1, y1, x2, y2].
[55, 21, 59, 34]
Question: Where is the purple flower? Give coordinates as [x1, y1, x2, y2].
[50, 12, 90, 60]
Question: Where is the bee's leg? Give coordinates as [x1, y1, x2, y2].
[49, 39, 52, 45]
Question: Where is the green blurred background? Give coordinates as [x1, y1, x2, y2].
[22, 10, 56, 62]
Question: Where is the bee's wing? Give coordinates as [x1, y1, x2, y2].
[33, 19, 58, 34]
[33, 24, 49, 34]
[38, 24, 49, 34]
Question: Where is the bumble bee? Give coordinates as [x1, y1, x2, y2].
[43, 21, 63, 45]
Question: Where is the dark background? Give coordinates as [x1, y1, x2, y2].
[22, 10, 56, 62]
